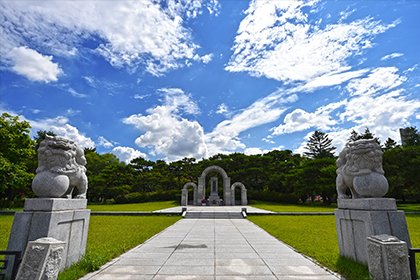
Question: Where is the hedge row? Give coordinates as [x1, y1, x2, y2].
[115, 190, 180, 204]
[247, 190, 300, 204]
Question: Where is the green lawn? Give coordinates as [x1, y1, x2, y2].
[87, 200, 180, 212]
[249, 214, 420, 280]
[250, 200, 337, 212]
[250, 200, 420, 213]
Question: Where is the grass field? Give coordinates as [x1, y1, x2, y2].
[249, 214, 420, 280]
[250, 200, 420, 213]
[87, 200, 180, 212]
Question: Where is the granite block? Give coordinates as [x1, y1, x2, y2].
[337, 198, 397, 211]
[24, 198, 87, 211]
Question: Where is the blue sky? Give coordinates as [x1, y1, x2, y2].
[1, 0, 419, 163]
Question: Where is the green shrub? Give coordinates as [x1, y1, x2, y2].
[115, 190, 180, 204]
[248, 190, 299, 204]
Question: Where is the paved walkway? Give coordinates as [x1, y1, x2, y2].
[80, 207, 341, 280]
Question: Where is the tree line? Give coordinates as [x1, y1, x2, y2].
[1, 112, 420, 207]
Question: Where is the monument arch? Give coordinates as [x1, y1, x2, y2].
[181, 182, 198, 206]
[231, 182, 247, 206]
[198, 165, 231, 206]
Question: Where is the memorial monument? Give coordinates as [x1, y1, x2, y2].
[5, 135, 90, 278]
[181, 165, 247, 206]
[335, 138, 411, 264]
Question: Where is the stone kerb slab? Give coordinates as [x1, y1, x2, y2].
[335, 198, 411, 264]
[6, 198, 90, 276]
[16, 237, 66, 280]
[367, 234, 411, 280]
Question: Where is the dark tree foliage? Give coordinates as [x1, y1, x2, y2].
[304, 131, 336, 159]
[382, 137, 399, 152]
[348, 127, 380, 145]
[0, 113, 36, 207]
[401, 126, 420, 147]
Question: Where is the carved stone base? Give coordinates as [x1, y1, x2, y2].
[6, 198, 90, 278]
[335, 198, 411, 264]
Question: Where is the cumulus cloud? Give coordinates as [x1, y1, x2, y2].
[123, 88, 208, 161]
[226, 0, 397, 83]
[7, 47, 63, 82]
[112, 146, 148, 164]
[216, 103, 229, 115]
[30, 116, 95, 148]
[1, 1, 219, 76]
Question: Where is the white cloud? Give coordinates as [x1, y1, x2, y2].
[381, 53, 403, 61]
[30, 116, 95, 148]
[123, 88, 208, 161]
[7, 47, 63, 83]
[1, 1, 220, 76]
[216, 103, 229, 115]
[346, 67, 406, 96]
[297, 69, 369, 92]
[112, 146, 148, 164]
[206, 90, 297, 155]
[68, 88, 88, 98]
[98, 136, 114, 149]
[226, 0, 396, 83]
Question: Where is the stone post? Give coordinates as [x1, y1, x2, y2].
[367, 234, 411, 280]
[181, 189, 187, 206]
[16, 237, 66, 280]
[224, 177, 231, 206]
[241, 188, 248, 206]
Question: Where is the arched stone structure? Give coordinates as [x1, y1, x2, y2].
[231, 182, 247, 206]
[198, 165, 232, 206]
[181, 182, 198, 206]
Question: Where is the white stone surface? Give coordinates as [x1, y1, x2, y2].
[367, 234, 411, 280]
[16, 237, 66, 280]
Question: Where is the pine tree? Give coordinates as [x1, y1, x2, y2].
[304, 131, 336, 159]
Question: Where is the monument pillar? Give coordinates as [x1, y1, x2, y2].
[208, 177, 221, 205]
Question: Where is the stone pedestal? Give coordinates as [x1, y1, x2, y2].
[16, 237, 66, 280]
[367, 234, 411, 280]
[335, 198, 411, 264]
[6, 198, 90, 277]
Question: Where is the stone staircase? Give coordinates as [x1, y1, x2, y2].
[183, 211, 245, 219]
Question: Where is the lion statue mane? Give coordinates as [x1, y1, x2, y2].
[32, 135, 88, 199]
[336, 138, 388, 199]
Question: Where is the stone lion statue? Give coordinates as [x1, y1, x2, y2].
[336, 138, 388, 199]
[32, 135, 88, 199]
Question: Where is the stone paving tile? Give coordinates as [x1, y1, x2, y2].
[154, 275, 214, 280]
[90, 275, 153, 280]
[164, 257, 214, 266]
[216, 265, 273, 275]
[216, 276, 277, 280]
[216, 258, 266, 266]
[99, 265, 161, 274]
[158, 265, 214, 275]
